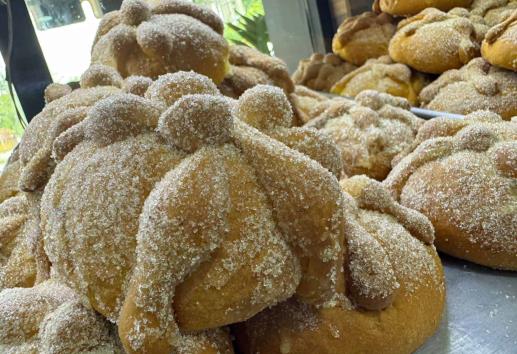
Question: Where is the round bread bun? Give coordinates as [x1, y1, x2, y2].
[419, 58, 517, 119]
[234, 84, 344, 178]
[332, 12, 396, 66]
[331, 55, 430, 106]
[17, 65, 121, 193]
[91, 0, 229, 83]
[41, 71, 348, 353]
[289, 85, 352, 125]
[0, 280, 126, 353]
[471, 0, 517, 26]
[292, 53, 357, 92]
[306, 90, 423, 180]
[389, 8, 488, 74]
[44, 83, 72, 104]
[0, 155, 21, 203]
[373, 0, 472, 16]
[482, 10, 517, 72]
[219, 45, 294, 98]
[385, 111, 517, 270]
[236, 175, 445, 354]
[0, 195, 36, 290]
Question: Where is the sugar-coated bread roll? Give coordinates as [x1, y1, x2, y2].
[17, 65, 121, 193]
[332, 12, 396, 66]
[419, 58, 517, 119]
[482, 10, 517, 72]
[332, 55, 430, 106]
[0, 195, 35, 290]
[373, 0, 472, 16]
[0, 280, 125, 353]
[219, 45, 294, 98]
[385, 111, 517, 270]
[234, 84, 344, 178]
[41, 71, 348, 353]
[44, 83, 72, 104]
[389, 8, 488, 74]
[236, 175, 445, 354]
[306, 90, 423, 180]
[292, 53, 357, 92]
[289, 85, 352, 124]
[471, 0, 517, 26]
[91, 0, 229, 83]
[0, 155, 21, 204]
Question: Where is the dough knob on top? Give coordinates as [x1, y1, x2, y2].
[158, 94, 233, 153]
[235, 85, 293, 131]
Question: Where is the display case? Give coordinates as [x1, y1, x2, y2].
[0, 1, 515, 353]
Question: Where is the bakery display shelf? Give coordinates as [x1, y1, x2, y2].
[418, 254, 517, 354]
[410, 108, 464, 120]
[321, 91, 465, 120]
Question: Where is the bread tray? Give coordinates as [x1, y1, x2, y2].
[418, 254, 517, 353]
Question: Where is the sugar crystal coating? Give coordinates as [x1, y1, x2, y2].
[237, 174, 444, 354]
[389, 7, 488, 74]
[39, 75, 348, 353]
[0, 280, 121, 353]
[145, 71, 219, 107]
[91, 0, 229, 83]
[419, 58, 517, 119]
[80, 64, 124, 89]
[235, 85, 293, 130]
[308, 90, 424, 180]
[158, 94, 233, 152]
[385, 112, 517, 269]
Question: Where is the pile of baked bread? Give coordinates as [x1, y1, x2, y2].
[0, 1, 515, 353]
[294, 0, 517, 118]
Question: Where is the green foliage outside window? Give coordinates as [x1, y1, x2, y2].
[193, 0, 272, 55]
[0, 74, 23, 137]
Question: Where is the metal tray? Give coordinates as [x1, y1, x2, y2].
[418, 255, 517, 354]
[321, 92, 465, 120]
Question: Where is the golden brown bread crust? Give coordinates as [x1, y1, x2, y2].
[0, 158, 21, 203]
[389, 8, 489, 74]
[331, 56, 430, 106]
[236, 176, 445, 354]
[219, 65, 274, 98]
[122, 75, 154, 96]
[332, 12, 396, 66]
[288, 85, 353, 125]
[238, 253, 444, 354]
[91, 0, 229, 83]
[40, 71, 348, 353]
[233, 85, 344, 178]
[307, 90, 423, 180]
[481, 10, 517, 71]
[385, 112, 517, 270]
[292, 53, 357, 92]
[471, 0, 517, 26]
[220, 45, 295, 98]
[419, 58, 517, 119]
[18, 66, 121, 193]
[0, 280, 125, 353]
[0, 195, 36, 290]
[375, 0, 472, 16]
[44, 83, 72, 104]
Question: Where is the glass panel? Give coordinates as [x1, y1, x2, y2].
[25, 0, 86, 31]
[26, 0, 269, 84]
[25, 0, 104, 83]
[0, 59, 25, 171]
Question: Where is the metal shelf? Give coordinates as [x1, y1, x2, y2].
[418, 255, 517, 354]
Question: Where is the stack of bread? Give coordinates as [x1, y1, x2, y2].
[292, 0, 517, 120]
[0, 1, 515, 353]
[292, 0, 517, 275]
